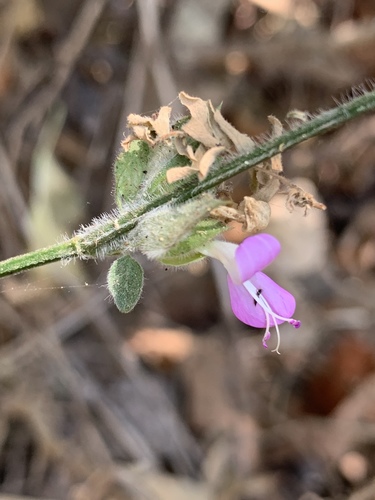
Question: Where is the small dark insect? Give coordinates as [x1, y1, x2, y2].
[253, 288, 263, 306]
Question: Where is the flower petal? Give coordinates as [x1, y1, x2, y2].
[227, 272, 296, 328]
[227, 274, 268, 327]
[250, 271, 296, 320]
[200, 240, 241, 281]
[235, 234, 280, 282]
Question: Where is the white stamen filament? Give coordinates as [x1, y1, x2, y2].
[256, 292, 282, 354]
[263, 309, 271, 349]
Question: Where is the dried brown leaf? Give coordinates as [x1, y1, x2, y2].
[179, 92, 219, 148]
[190, 143, 206, 163]
[198, 145, 226, 179]
[268, 114, 283, 137]
[121, 134, 137, 151]
[254, 175, 281, 202]
[167, 144, 225, 183]
[125, 106, 173, 147]
[152, 106, 172, 137]
[127, 113, 153, 127]
[211, 196, 271, 234]
[179, 91, 254, 154]
[270, 154, 284, 173]
[174, 136, 189, 156]
[210, 205, 246, 223]
[268, 115, 284, 173]
[240, 196, 271, 233]
[212, 107, 254, 153]
[286, 185, 327, 214]
[166, 166, 197, 183]
[133, 124, 153, 143]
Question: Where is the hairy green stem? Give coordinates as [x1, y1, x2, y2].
[1, 87, 375, 278]
[0, 240, 78, 277]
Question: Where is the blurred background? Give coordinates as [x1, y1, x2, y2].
[1, 0, 375, 498]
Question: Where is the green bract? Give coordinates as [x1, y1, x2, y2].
[160, 219, 225, 266]
[133, 193, 224, 261]
[114, 140, 195, 209]
[114, 140, 151, 206]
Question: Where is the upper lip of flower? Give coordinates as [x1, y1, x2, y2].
[234, 233, 281, 282]
[201, 233, 300, 353]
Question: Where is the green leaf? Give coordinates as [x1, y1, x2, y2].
[137, 143, 195, 200]
[107, 255, 144, 313]
[114, 141, 151, 207]
[145, 151, 190, 198]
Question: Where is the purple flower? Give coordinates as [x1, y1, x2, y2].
[201, 233, 300, 353]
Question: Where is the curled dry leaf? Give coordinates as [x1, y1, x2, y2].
[122, 105, 173, 150]
[253, 163, 326, 216]
[211, 196, 271, 234]
[166, 92, 255, 183]
[240, 196, 271, 233]
[151, 106, 172, 137]
[166, 142, 226, 183]
[178, 92, 219, 149]
[268, 114, 284, 173]
[286, 109, 311, 122]
[179, 91, 255, 153]
[285, 184, 327, 214]
[198, 145, 226, 178]
[253, 171, 281, 203]
[268, 114, 283, 137]
[123, 91, 255, 183]
[210, 205, 246, 224]
[166, 166, 197, 183]
[121, 93, 326, 234]
[246, 115, 284, 204]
